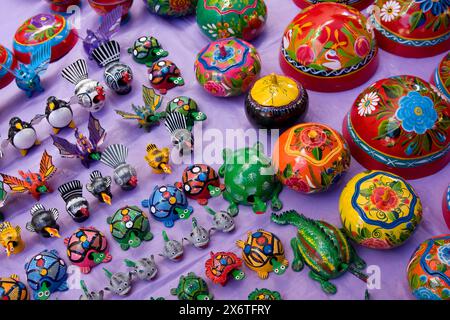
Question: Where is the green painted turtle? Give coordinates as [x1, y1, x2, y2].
[107, 205, 153, 251]
[170, 272, 213, 300]
[248, 288, 282, 300]
[0, 274, 29, 300]
[205, 251, 245, 286]
[148, 60, 184, 95]
[166, 96, 207, 131]
[219, 142, 283, 216]
[271, 210, 368, 294]
[128, 36, 169, 66]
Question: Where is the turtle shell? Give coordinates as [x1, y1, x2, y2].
[129, 36, 168, 65]
[241, 230, 285, 272]
[0, 276, 29, 300]
[66, 227, 109, 264]
[175, 272, 210, 300]
[248, 288, 282, 300]
[181, 164, 221, 201]
[108, 206, 150, 243]
[148, 60, 183, 92]
[148, 185, 189, 221]
[205, 251, 242, 285]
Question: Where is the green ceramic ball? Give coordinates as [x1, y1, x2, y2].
[144, 0, 198, 17]
[196, 0, 267, 41]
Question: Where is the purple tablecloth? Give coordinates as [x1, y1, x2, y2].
[0, 0, 448, 300]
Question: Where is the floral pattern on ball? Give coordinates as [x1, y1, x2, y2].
[396, 92, 437, 134]
[144, 0, 197, 17]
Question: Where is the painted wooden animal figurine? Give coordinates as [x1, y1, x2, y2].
[204, 206, 235, 233]
[26, 203, 61, 239]
[115, 85, 166, 131]
[165, 112, 193, 155]
[58, 180, 90, 223]
[38, 96, 77, 134]
[103, 268, 133, 296]
[0, 222, 25, 256]
[124, 255, 158, 281]
[0, 150, 57, 200]
[128, 36, 169, 66]
[86, 170, 113, 205]
[184, 217, 212, 249]
[2, 116, 42, 156]
[166, 96, 207, 131]
[271, 210, 368, 294]
[159, 230, 184, 261]
[100, 144, 138, 190]
[148, 59, 184, 94]
[79, 280, 104, 300]
[144, 144, 171, 174]
[171, 272, 213, 300]
[0, 274, 29, 300]
[205, 251, 245, 286]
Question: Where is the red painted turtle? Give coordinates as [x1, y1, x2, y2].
[205, 251, 245, 286]
[148, 60, 184, 94]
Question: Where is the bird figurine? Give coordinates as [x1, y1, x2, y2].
[0, 42, 51, 97]
[115, 85, 166, 132]
[0, 221, 25, 257]
[80, 5, 122, 60]
[144, 144, 171, 174]
[61, 59, 106, 112]
[100, 144, 138, 191]
[26, 203, 60, 238]
[2, 116, 42, 156]
[92, 40, 133, 95]
[58, 180, 90, 223]
[35, 96, 77, 134]
[164, 112, 193, 155]
[86, 170, 113, 205]
[128, 36, 169, 66]
[51, 113, 106, 168]
[0, 150, 57, 200]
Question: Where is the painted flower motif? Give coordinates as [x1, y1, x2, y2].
[169, 0, 192, 13]
[30, 14, 55, 28]
[413, 287, 441, 300]
[300, 127, 327, 148]
[284, 176, 310, 193]
[370, 187, 399, 211]
[437, 243, 450, 265]
[380, 0, 401, 22]
[296, 45, 315, 66]
[396, 91, 438, 134]
[213, 46, 235, 62]
[415, 0, 449, 16]
[204, 80, 227, 97]
[242, 15, 264, 40]
[354, 36, 371, 58]
[360, 237, 392, 249]
[358, 92, 380, 116]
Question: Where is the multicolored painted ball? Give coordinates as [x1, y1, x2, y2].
[144, 0, 197, 17]
[431, 52, 449, 100]
[292, 0, 373, 10]
[407, 234, 450, 300]
[342, 75, 450, 179]
[340, 171, 423, 249]
[0, 275, 29, 300]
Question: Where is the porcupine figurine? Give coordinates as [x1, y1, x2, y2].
[58, 180, 90, 223]
[100, 144, 138, 191]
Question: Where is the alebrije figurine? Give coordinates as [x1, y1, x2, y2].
[80, 5, 122, 59]
[0, 179, 7, 222]
[100, 144, 138, 190]
[205, 251, 245, 286]
[176, 164, 224, 205]
[61, 59, 106, 112]
[148, 59, 184, 94]
[92, 40, 133, 95]
[37, 96, 77, 134]
[79, 280, 104, 300]
[166, 96, 207, 131]
[184, 217, 212, 249]
[159, 230, 184, 261]
[103, 268, 132, 296]
[24, 249, 69, 300]
[86, 170, 113, 205]
[144, 144, 171, 174]
[219, 142, 283, 216]
[58, 180, 90, 223]
[107, 205, 153, 251]
[124, 255, 158, 281]
[248, 288, 282, 300]
[2, 116, 42, 156]
[236, 229, 288, 280]
[0, 222, 25, 256]
[115, 85, 166, 132]
[0, 274, 29, 300]
[65, 227, 112, 274]
[141, 184, 193, 228]
[0, 150, 57, 200]
[271, 210, 368, 294]
[51, 113, 106, 168]
[26, 203, 61, 239]
[164, 112, 193, 156]
[128, 36, 168, 66]
[204, 206, 235, 233]
[171, 272, 213, 300]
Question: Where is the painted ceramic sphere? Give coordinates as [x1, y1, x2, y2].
[196, 0, 267, 41]
[280, 3, 378, 92]
[194, 37, 261, 97]
[0, 45, 18, 89]
[88, 0, 133, 18]
[47, 0, 80, 13]
[431, 53, 450, 100]
[245, 74, 309, 129]
[443, 185, 450, 229]
[13, 13, 78, 64]
[340, 170, 423, 250]
[144, 0, 197, 17]
[407, 234, 450, 300]
[370, 0, 450, 58]
[273, 123, 351, 194]
[342, 75, 450, 180]
[292, 0, 373, 10]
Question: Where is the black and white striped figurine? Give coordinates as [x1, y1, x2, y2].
[61, 59, 106, 112]
[86, 170, 113, 205]
[100, 144, 138, 191]
[164, 112, 193, 156]
[58, 180, 90, 223]
[92, 40, 133, 95]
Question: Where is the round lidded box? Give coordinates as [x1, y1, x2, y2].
[432, 53, 450, 101]
[280, 3, 378, 92]
[407, 235, 450, 300]
[342, 75, 450, 180]
[194, 37, 261, 97]
[292, 0, 373, 11]
[0, 45, 18, 89]
[443, 184, 450, 229]
[13, 13, 78, 64]
[245, 74, 308, 129]
[370, 0, 450, 58]
[340, 170, 422, 250]
[272, 122, 351, 194]
[144, 0, 197, 17]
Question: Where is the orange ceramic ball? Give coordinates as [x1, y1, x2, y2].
[272, 123, 351, 194]
[280, 3, 378, 92]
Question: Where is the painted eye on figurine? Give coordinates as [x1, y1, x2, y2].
[125, 221, 133, 229]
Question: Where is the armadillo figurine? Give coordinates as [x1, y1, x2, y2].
[124, 255, 158, 281]
[159, 230, 184, 261]
[58, 180, 90, 222]
[100, 144, 138, 191]
[86, 170, 113, 205]
[103, 268, 133, 296]
[164, 112, 193, 156]
[25, 203, 60, 239]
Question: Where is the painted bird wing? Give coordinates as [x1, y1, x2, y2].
[88, 113, 106, 148]
[31, 42, 52, 76]
[142, 85, 162, 111]
[97, 5, 122, 39]
[0, 174, 28, 193]
[51, 135, 82, 158]
[115, 109, 142, 120]
[40, 150, 57, 179]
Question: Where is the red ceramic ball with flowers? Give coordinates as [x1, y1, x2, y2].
[369, 0, 450, 58]
[280, 3, 379, 92]
[88, 0, 133, 18]
[443, 185, 450, 229]
[292, 0, 373, 10]
[46, 0, 80, 12]
[342, 75, 450, 180]
[272, 122, 351, 194]
[0, 45, 17, 89]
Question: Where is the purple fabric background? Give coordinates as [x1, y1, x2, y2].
[0, 0, 448, 300]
